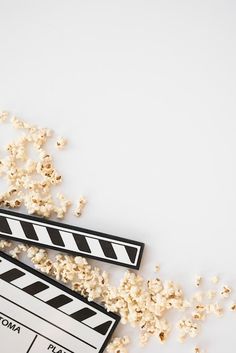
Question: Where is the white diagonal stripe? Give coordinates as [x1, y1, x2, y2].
[35, 285, 60, 301]
[86, 238, 105, 258]
[11, 273, 36, 289]
[0, 258, 15, 273]
[7, 218, 27, 239]
[33, 224, 52, 245]
[59, 230, 78, 251]
[112, 243, 132, 264]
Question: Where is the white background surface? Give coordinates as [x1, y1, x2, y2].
[0, 1, 236, 352]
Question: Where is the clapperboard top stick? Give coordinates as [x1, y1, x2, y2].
[0, 251, 120, 353]
[0, 208, 144, 269]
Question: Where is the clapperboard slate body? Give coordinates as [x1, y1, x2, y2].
[0, 209, 144, 269]
[0, 251, 120, 353]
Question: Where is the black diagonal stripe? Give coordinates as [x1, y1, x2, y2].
[20, 221, 39, 240]
[0, 268, 25, 282]
[73, 234, 91, 253]
[94, 320, 112, 335]
[23, 281, 49, 295]
[46, 227, 65, 247]
[70, 307, 96, 322]
[125, 245, 138, 264]
[46, 294, 73, 308]
[0, 216, 12, 234]
[99, 240, 117, 259]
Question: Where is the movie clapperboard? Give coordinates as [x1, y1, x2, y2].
[0, 209, 144, 269]
[0, 251, 120, 353]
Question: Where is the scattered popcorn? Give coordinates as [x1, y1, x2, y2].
[177, 318, 199, 340]
[56, 137, 67, 150]
[220, 285, 232, 298]
[74, 196, 87, 217]
[0, 112, 73, 218]
[106, 336, 130, 353]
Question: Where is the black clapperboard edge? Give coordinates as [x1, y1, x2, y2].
[0, 250, 120, 353]
[0, 208, 145, 269]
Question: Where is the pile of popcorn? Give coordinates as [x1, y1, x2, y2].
[0, 111, 86, 218]
[0, 111, 235, 353]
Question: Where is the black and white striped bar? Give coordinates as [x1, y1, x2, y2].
[0, 251, 120, 353]
[0, 209, 144, 269]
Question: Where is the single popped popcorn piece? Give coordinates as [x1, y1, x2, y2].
[195, 304, 206, 312]
[230, 303, 236, 311]
[192, 312, 202, 320]
[0, 239, 12, 249]
[195, 276, 202, 287]
[74, 196, 87, 217]
[221, 285, 232, 298]
[56, 137, 67, 149]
